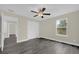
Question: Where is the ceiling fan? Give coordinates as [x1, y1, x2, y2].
[31, 8, 51, 18]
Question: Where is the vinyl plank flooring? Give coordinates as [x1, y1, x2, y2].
[0, 38, 79, 54]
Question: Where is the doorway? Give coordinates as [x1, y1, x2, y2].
[7, 22, 17, 37]
[1, 15, 18, 51]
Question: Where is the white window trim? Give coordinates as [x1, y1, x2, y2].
[56, 18, 68, 37]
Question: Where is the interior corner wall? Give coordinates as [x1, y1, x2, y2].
[39, 11, 79, 46]
[27, 20, 39, 40]
[0, 12, 28, 43]
[0, 11, 40, 44]
[17, 17, 28, 42]
[17, 17, 40, 43]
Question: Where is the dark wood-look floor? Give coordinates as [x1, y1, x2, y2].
[0, 38, 79, 54]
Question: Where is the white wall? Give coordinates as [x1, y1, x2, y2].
[0, 11, 40, 50]
[39, 11, 79, 46]
[17, 17, 27, 42]
[0, 14, 19, 51]
[2, 15, 18, 38]
[17, 17, 39, 43]
[27, 20, 39, 40]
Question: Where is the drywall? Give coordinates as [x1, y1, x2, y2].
[17, 17, 39, 42]
[0, 11, 40, 44]
[0, 12, 28, 43]
[17, 16, 28, 42]
[27, 20, 39, 40]
[39, 11, 79, 46]
[2, 15, 18, 38]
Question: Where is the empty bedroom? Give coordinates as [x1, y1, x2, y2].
[0, 4, 79, 54]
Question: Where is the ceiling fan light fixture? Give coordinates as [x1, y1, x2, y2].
[38, 12, 43, 16]
[31, 7, 51, 18]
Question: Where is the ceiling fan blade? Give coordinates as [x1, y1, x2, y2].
[41, 16, 44, 18]
[42, 8, 46, 12]
[43, 13, 51, 15]
[33, 15, 38, 17]
[31, 10, 37, 13]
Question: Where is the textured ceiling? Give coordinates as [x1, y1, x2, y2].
[0, 4, 79, 20]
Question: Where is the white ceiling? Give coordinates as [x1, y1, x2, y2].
[0, 4, 79, 20]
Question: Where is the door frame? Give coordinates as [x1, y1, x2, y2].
[1, 14, 19, 51]
[7, 21, 17, 37]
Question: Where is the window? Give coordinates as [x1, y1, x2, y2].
[56, 18, 68, 37]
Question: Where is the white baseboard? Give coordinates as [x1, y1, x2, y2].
[16, 36, 79, 47]
[41, 37, 79, 46]
[17, 39, 29, 43]
[17, 37, 40, 43]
